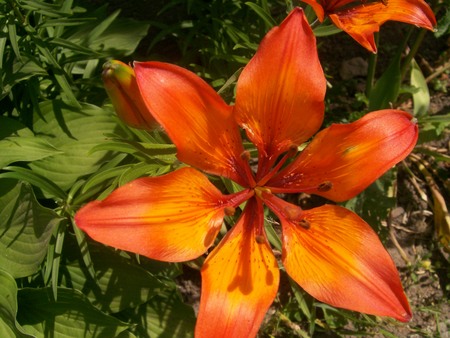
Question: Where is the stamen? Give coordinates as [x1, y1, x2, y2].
[318, 181, 333, 192]
[257, 145, 298, 186]
[298, 219, 311, 229]
[255, 234, 265, 244]
[283, 205, 302, 221]
[240, 150, 251, 161]
[224, 206, 236, 216]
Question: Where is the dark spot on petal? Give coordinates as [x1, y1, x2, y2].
[318, 181, 333, 192]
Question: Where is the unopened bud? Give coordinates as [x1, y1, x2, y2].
[102, 60, 156, 129]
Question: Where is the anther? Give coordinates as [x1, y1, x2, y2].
[224, 206, 236, 216]
[255, 235, 265, 244]
[298, 219, 310, 229]
[240, 150, 251, 161]
[284, 205, 302, 221]
[317, 181, 333, 192]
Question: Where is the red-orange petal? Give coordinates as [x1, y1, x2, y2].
[75, 167, 235, 262]
[196, 199, 279, 337]
[268, 110, 418, 202]
[281, 204, 411, 321]
[329, 0, 436, 53]
[234, 8, 325, 173]
[134, 62, 254, 186]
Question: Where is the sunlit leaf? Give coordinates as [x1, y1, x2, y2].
[28, 101, 121, 192]
[120, 290, 196, 338]
[63, 244, 168, 314]
[410, 59, 430, 117]
[0, 182, 61, 278]
[0, 270, 34, 338]
[17, 288, 131, 338]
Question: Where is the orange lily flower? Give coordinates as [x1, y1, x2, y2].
[75, 8, 417, 337]
[302, 0, 437, 52]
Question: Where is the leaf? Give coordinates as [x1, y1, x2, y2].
[0, 116, 63, 168]
[28, 101, 121, 192]
[245, 2, 276, 28]
[0, 136, 62, 168]
[434, 8, 450, 38]
[63, 243, 168, 314]
[0, 182, 61, 278]
[120, 290, 196, 338]
[343, 169, 396, 235]
[313, 24, 342, 37]
[368, 52, 401, 111]
[410, 59, 430, 117]
[65, 15, 150, 57]
[17, 288, 131, 338]
[0, 270, 34, 338]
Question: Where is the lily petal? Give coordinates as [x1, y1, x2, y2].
[268, 110, 418, 202]
[75, 167, 237, 262]
[134, 62, 254, 186]
[302, 0, 436, 53]
[234, 8, 325, 174]
[281, 204, 411, 321]
[196, 199, 279, 337]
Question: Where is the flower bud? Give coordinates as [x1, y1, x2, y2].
[102, 60, 156, 129]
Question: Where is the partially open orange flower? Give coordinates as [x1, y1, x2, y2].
[302, 0, 437, 52]
[76, 8, 417, 337]
[102, 60, 156, 129]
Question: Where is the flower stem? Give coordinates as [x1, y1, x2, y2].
[366, 32, 379, 97]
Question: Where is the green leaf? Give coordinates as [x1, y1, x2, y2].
[0, 117, 62, 169]
[0, 270, 34, 338]
[313, 24, 342, 37]
[410, 59, 430, 117]
[0, 136, 62, 168]
[368, 52, 401, 111]
[66, 14, 150, 57]
[120, 290, 196, 338]
[63, 244, 167, 314]
[17, 288, 131, 338]
[0, 182, 61, 278]
[28, 101, 121, 192]
[245, 2, 276, 28]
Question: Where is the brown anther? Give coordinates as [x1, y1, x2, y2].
[298, 219, 311, 229]
[224, 206, 236, 216]
[255, 235, 265, 244]
[284, 205, 302, 221]
[317, 181, 333, 192]
[240, 150, 251, 161]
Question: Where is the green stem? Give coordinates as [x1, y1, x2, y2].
[365, 32, 379, 97]
[400, 28, 428, 80]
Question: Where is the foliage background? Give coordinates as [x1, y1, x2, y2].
[0, 0, 449, 337]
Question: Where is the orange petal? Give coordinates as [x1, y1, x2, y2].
[102, 60, 156, 129]
[234, 8, 325, 174]
[329, 0, 437, 52]
[268, 110, 418, 202]
[281, 204, 411, 321]
[196, 199, 279, 337]
[75, 167, 248, 262]
[134, 62, 254, 186]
